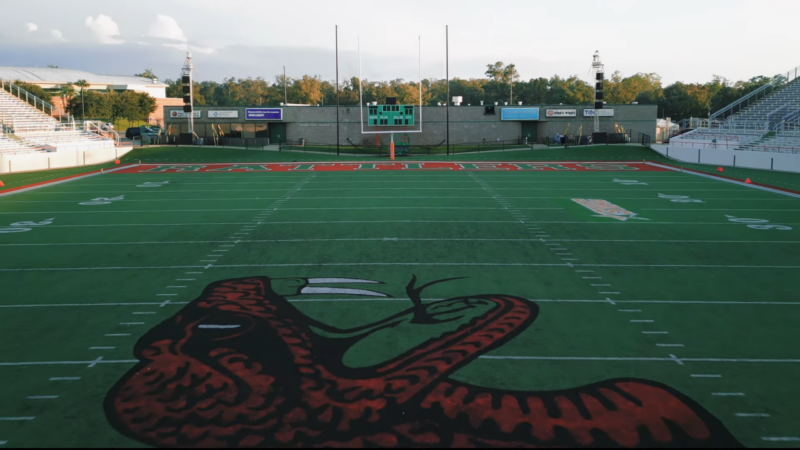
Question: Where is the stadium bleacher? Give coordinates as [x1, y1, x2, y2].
[0, 82, 115, 153]
[671, 75, 800, 153]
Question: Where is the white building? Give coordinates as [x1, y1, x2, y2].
[0, 66, 168, 98]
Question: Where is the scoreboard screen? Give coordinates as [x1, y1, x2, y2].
[368, 105, 415, 126]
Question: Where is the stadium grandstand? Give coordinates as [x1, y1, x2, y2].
[0, 66, 183, 124]
[670, 63, 800, 154]
[1, 78, 125, 162]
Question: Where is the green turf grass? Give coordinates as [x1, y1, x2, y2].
[1, 161, 800, 447]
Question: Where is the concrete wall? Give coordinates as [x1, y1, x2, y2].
[651, 144, 800, 174]
[165, 104, 657, 146]
[0, 145, 134, 174]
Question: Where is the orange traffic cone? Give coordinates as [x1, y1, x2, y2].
[717, 167, 724, 172]
[745, 178, 752, 184]
[115, 159, 120, 165]
[0, 180, 4, 187]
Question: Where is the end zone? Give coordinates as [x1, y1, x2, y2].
[117, 161, 670, 173]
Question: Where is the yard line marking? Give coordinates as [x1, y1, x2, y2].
[477, 356, 800, 364]
[0, 440, 7, 445]
[762, 437, 800, 442]
[736, 413, 770, 417]
[166, 286, 186, 288]
[591, 284, 611, 286]
[713, 393, 745, 396]
[647, 161, 800, 199]
[132, 312, 155, 315]
[87, 357, 104, 368]
[104, 334, 131, 337]
[656, 344, 685, 347]
[157, 294, 178, 296]
[89, 347, 115, 349]
[583, 277, 602, 279]
[691, 374, 722, 378]
[0, 417, 35, 421]
[643, 331, 669, 334]
[186, 272, 203, 274]
[27, 396, 58, 399]
[645, 208, 800, 212]
[669, 354, 684, 366]
[120, 322, 144, 325]
[619, 309, 641, 312]
[605, 297, 616, 306]
[48, 377, 81, 380]
[176, 279, 195, 281]
[631, 320, 654, 323]
[204, 264, 213, 269]
[198, 324, 241, 329]
[600, 292, 621, 294]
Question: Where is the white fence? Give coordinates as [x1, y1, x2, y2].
[0, 145, 134, 174]
[651, 144, 800, 173]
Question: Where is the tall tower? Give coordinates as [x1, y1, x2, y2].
[590, 51, 605, 133]
[181, 52, 195, 138]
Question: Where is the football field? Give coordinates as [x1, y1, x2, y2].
[0, 155, 799, 447]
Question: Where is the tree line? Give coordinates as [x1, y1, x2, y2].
[157, 62, 780, 121]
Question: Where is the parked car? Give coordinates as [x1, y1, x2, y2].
[125, 126, 159, 140]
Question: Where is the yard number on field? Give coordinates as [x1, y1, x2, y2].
[137, 181, 170, 188]
[613, 179, 648, 186]
[725, 215, 792, 231]
[0, 218, 55, 234]
[79, 195, 125, 205]
[659, 193, 705, 203]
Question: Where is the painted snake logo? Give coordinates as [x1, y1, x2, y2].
[105, 276, 741, 448]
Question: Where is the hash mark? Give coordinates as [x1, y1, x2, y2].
[713, 392, 745, 396]
[736, 413, 770, 417]
[27, 396, 58, 399]
[49, 377, 80, 381]
[692, 374, 722, 378]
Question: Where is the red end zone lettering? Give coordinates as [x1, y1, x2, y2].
[116, 162, 668, 173]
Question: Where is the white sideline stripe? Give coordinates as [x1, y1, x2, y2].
[0, 417, 35, 421]
[691, 374, 722, 378]
[713, 393, 745, 396]
[66, 180, 723, 186]
[762, 437, 800, 441]
[8, 195, 793, 202]
[479, 356, 800, 363]
[736, 413, 770, 417]
[276, 207, 566, 210]
[4, 298, 800, 309]
[27, 396, 58, 399]
[0, 164, 131, 198]
[646, 161, 800, 199]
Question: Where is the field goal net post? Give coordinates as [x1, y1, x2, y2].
[359, 36, 423, 160]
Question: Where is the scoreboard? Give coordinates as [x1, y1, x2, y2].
[367, 104, 415, 126]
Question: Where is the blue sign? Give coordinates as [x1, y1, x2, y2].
[245, 108, 283, 120]
[501, 108, 540, 121]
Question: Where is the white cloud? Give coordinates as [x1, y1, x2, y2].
[50, 29, 66, 42]
[85, 14, 122, 44]
[27, 23, 38, 32]
[147, 15, 187, 42]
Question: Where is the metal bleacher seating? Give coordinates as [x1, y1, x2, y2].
[0, 80, 115, 153]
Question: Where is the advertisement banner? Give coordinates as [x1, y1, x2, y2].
[583, 109, 615, 117]
[246, 108, 283, 120]
[208, 110, 239, 119]
[500, 108, 540, 121]
[168, 110, 201, 119]
[546, 109, 577, 118]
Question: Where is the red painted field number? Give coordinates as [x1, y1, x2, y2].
[725, 215, 792, 230]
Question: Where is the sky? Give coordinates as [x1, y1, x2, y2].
[1, 0, 798, 86]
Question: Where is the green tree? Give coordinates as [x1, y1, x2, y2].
[74, 79, 90, 120]
[68, 90, 111, 120]
[134, 69, 158, 80]
[58, 83, 75, 109]
[12, 80, 53, 103]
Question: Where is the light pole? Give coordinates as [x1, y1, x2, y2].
[283, 66, 287, 105]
